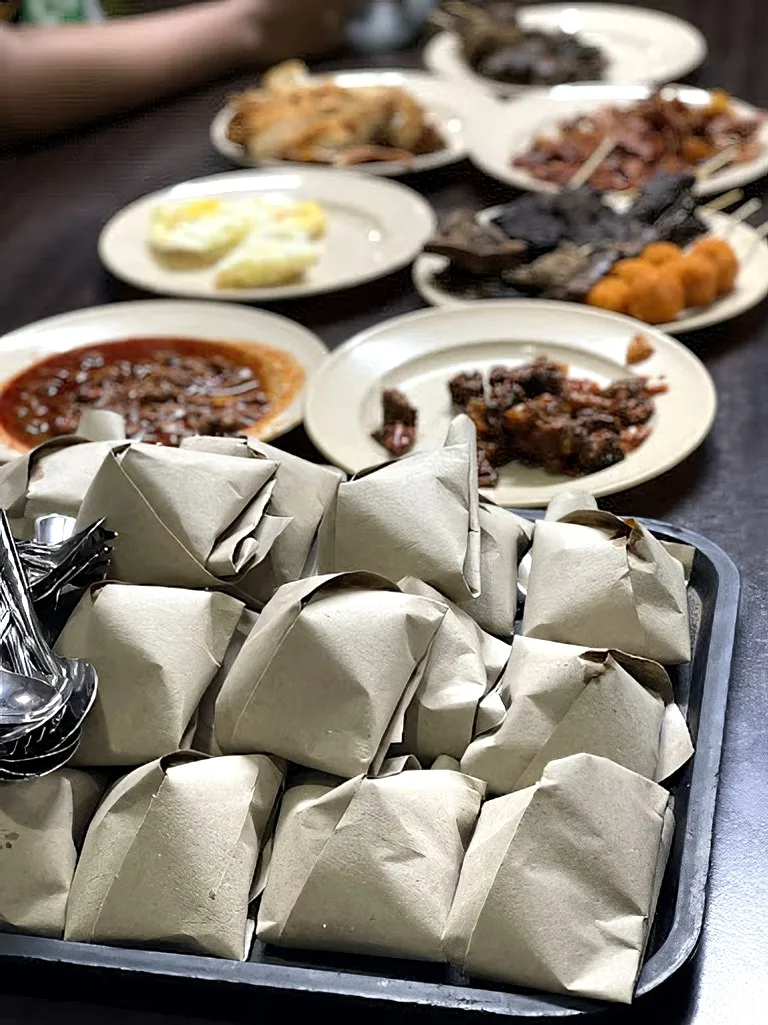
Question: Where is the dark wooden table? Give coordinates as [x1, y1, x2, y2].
[1, 2, 767, 1023]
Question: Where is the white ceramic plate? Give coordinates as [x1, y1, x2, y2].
[98, 168, 436, 302]
[304, 300, 716, 507]
[211, 69, 469, 177]
[0, 300, 328, 454]
[413, 209, 768, 334]
[465, 84, 768, 197]
[424, 3, 707, 96]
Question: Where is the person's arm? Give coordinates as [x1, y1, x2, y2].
[0, 0, 349, 142]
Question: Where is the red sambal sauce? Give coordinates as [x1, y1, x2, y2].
[0, 337, 301, 447]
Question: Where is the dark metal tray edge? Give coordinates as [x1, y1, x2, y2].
[0, 517, 741, 1019]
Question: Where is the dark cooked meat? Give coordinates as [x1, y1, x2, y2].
[458, 360, 663, 483]
[371, 388, 418, 457]
[449, 371, 485, 409]
[425, 209, 527, 275]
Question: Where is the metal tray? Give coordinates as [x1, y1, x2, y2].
[0, 517, 740, 1019]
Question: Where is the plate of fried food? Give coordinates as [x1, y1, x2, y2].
[426, 2, 707, 96]
[98, 168, 436, 301]
[211, 61, 469, 176]
[303, 300, 716, 507]
[413, 171, 768, 333]
[466, 83, 768, 196]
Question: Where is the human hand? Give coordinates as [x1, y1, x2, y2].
[239, 0, 355, 64]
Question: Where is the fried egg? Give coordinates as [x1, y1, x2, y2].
[149, 198, 254, 266]
[214, 226, 319, 289]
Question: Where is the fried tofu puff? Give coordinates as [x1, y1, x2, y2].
[611, 258, 659, 287]
[626, 272, 685, 324]
[586, 277, 631, 313]
[691, 238, 739, 295]
[642, 241, 683, 266]
[668, 253, 719, 307]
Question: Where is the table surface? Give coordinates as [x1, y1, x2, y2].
[1, 1, 767, 1023]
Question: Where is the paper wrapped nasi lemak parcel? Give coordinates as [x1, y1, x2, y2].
[444, 753, 674, 1003]
[0, 769, 103, 938]
[462, 635, 693, 795]
[56, 583, 245, 766]
[318, 415, 482, 604]
[258, 766, 485, 961]
[75, 441, 290, 598]
[181, 435, 344, 604]
[0, 410, 126, 538]
[65, 752, 284, 960]
[522, 510, 691, 664]
[398, 575, 510, 763]
[214, 572, 447, 777]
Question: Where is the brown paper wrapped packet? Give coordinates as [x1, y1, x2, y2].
[257, 768, 485, 960]
[65, 752, 284, 959]
[458, 501, 533, 637]
[444, 753, 674, 1003]
[0, 769, 103, 938]
[181, 436, 344, 603]
[75, 442, 290, 596]
[398, 576, 510, 762]
[215, 573, 447, 777]
[522, 511, 690, 663]
[56, 583, 244, 766]
[317, 416, 481, 603]
[0, 433, 125, 540]
[462, 636, 693, 795]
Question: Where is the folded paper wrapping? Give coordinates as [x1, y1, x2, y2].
[193, 608, 260, 757]
[65, 752, 284, 960]
[75, 442, 291, 597]
[443, 754, 675, 1003]
[398, 576, 510, 762]
[215, 573, 447, 777]
[317, 416, 481, 604]
[180, 436, 344, 604]
[258, 769, 486, 960]
[0, 769, 103, 937]
[55, 583, 244, 766]
[522, 511, 691, 664]
[459, 501, 533, 637]
[462, 636, 693, 795]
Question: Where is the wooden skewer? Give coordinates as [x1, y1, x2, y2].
[696, 145, 739, 182]
[567, 136, 617, 190]
[699, 188, 744, 213]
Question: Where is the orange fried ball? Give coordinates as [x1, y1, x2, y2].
[611, 258, 659, 286]
[691, 237, 739, 295]
[586, 276, 631, 313]
[626, 273, 685, 325]
[642, 241, 683, 266]
[669, 253, 718, 308]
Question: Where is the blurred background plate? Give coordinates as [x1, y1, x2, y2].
[425, 2, 707, 97]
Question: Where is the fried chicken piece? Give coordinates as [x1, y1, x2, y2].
[627, 333, 655, 365]
[371, 388, 417, 457]
[449, 370, 485, 408]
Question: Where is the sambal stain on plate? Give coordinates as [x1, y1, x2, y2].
[0, 336, 305, 451]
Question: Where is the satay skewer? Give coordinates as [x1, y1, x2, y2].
[695, 145, 739, 182]
[567, 136, 617, 189]
[699, 189, 744, 213]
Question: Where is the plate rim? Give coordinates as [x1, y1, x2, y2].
[0, 298, 329, 449]
[411, 209, 768, 335]
[463, 84, 768, 198]
[97, 167, 437, 302]
[424, 1, 708, 95]
[209, 67, 470, 177]
[304, 298, 717, 506]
